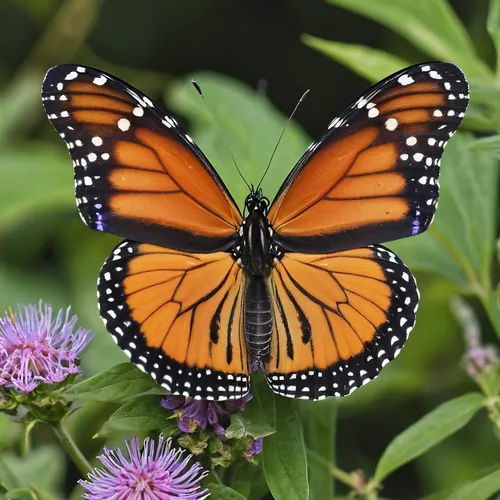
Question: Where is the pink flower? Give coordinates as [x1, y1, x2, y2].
[79, 435, 209, 499]
[0, 302, 92, 393]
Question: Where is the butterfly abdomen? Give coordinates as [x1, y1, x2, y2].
[244, 277, 272, 359]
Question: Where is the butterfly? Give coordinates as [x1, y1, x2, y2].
[42, 62, 468, 400]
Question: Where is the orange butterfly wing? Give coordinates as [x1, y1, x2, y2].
[42, 65, 242, 252]
[268, 62, 468, 253]
[266, 245, 417, 399]
[99, 240, 249, 400]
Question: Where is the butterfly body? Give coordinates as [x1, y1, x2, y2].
[233, 189, 279, 359]
[42, 62, 468, 400]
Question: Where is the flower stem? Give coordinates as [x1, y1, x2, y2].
[212, 468, 224, 484]
[22, 419, 39, 455]
[306, 449, 355, 488]
[52, 420, 92, 477]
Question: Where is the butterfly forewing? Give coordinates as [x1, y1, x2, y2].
[98, 240, 249, 400]
[268, 62, 469, 253]
[266, 245, 418, 399]
[42, 65, 242, 253]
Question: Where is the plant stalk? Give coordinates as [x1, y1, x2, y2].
[306, 449, 355, 488]
[52, 420, 92, 477]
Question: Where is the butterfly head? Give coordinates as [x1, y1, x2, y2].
[245, 187, 270, 216]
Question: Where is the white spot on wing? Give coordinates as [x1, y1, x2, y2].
[93, 75, 107, 86]
[385, 118, 398, 131]
[398, 74, 414, 86]
[117, 118, 131, 131]
[133, 106, 144, 117]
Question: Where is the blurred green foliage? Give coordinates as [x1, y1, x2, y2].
[1, 0, 500, 499]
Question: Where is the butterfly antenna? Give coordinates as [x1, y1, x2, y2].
[256, 89, 310, 191]
[192, 80, 251, 191]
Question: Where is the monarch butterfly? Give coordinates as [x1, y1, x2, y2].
[42, 62, 468, 400]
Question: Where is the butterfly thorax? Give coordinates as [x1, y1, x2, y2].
[235, 189, 278, 277]
[240, 212, 273, 276]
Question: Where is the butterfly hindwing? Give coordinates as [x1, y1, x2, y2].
[42, 65, 242, 253]
[268, 62, 469, 253]
[98, 240, 249, 400]
[266, 245, 418, 399]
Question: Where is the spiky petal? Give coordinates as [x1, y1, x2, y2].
[79, 435, 209, 499]
[0, 302, 92, 393]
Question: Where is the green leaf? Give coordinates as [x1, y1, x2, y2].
[469, 79, 500, 111]
[420, 491, 454, 500]
[390, 133, 498, 292]
[470, 135, 500, 156]
[29, 488, 59, 500]
[302, 35, 410, 83]
[0, 458, 20, 491]
[66, 363, 163, 402]
[488, 0, 500, 70]
[99, 394, 168, 434]
[252, 372, 276, 428]
[225, 399, 275, 440]
[0, 143, 73, 231]
[0, 72, 46, 148]
[208, 484, 247, 500]
[374, 393, 484, 481]
[227, 460, 268, 500]
[445, 468, 500, 500]
[1, 446, 65, 498]
[166, 72, 310, 210]
[461, 104, 497, 133]
[5, 489, 38, 500]
[0, 414, 21, 450]
[326, 0, 490, 79]
[298, 399, 337, 500]
[226, 414, 274, 440]
[262, 396, 309, 500]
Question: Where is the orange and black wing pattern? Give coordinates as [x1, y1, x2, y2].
[98, 240, 249, 400]
[266, 245, 418, 399]
[269, 62, 469, 253]
[42, 62, 468, 402]
[42, 65, 242, 252]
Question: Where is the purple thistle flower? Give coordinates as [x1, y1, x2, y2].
[79, 435, 209, 500]
[162, 394, 253, 439]
[0, 302, 92, 394]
